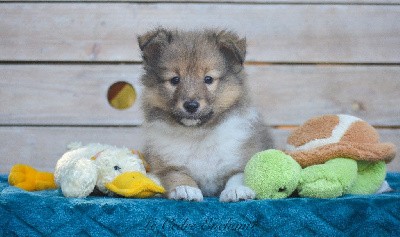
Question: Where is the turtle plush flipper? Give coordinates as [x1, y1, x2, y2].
[298, 158, 358, 198]
[347, 161, 387, 195]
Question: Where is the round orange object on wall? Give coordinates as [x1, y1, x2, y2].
[107, 81, 136, 110]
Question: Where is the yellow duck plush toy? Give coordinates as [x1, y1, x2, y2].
[9, 143, 165, 198]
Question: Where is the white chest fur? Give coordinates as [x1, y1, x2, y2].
[144, 109, 259, 196]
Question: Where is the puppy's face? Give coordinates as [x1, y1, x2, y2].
[138, 29, 247, 127]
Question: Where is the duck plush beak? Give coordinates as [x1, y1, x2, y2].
[105, 172, 165, 198]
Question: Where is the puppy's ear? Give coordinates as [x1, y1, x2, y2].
[138, 28, 172, 64]
[214, 30, 246, 70]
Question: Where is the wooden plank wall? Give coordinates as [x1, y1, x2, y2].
[0, 0, 399, 173]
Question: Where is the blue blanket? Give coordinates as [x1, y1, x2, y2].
[1, 173, 400, 236]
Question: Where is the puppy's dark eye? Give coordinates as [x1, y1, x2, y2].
[204, 76, 213, 85]
[170, 76, 180, 86]
[113, 166, 121, 171]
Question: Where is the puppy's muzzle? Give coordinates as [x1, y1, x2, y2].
[183, 100, 200, 113]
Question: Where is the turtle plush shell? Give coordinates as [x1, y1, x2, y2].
[286, 114, 396, 167]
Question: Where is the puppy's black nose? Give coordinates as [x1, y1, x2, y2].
[183, 100, 200, 113]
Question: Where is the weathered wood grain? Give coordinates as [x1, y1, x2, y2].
[246, 65, 400, 126]
[1, 64, 399, 126]
[2, 0, 400, 4]
[0, 64, 145, 125]
[0, 126, 398, 173]
[1, 3, 400, 62]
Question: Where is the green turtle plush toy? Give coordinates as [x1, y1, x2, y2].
[244, 114, 397, 199]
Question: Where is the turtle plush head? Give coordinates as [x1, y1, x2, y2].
[244, 149, 301, 199]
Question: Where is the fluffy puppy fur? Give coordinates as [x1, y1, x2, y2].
[138, 28, 273, 202]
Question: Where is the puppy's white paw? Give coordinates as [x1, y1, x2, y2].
[219, 185, 255, 202]
[168, 185, 203, 201]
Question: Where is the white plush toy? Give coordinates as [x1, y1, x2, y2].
[54, 143, 165, 198]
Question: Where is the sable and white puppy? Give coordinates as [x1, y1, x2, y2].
[138, 28, 273, 202]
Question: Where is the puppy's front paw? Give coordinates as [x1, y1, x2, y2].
[219, 186, 255, 202]
[168, 185, 203, 201]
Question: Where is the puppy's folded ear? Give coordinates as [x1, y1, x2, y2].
[138, 28, 172, 64]
[214, 30, 246, 71]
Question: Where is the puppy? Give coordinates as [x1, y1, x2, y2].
[138, 28, 273, 202]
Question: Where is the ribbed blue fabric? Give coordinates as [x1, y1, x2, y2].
[1, 173, 400, 236]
